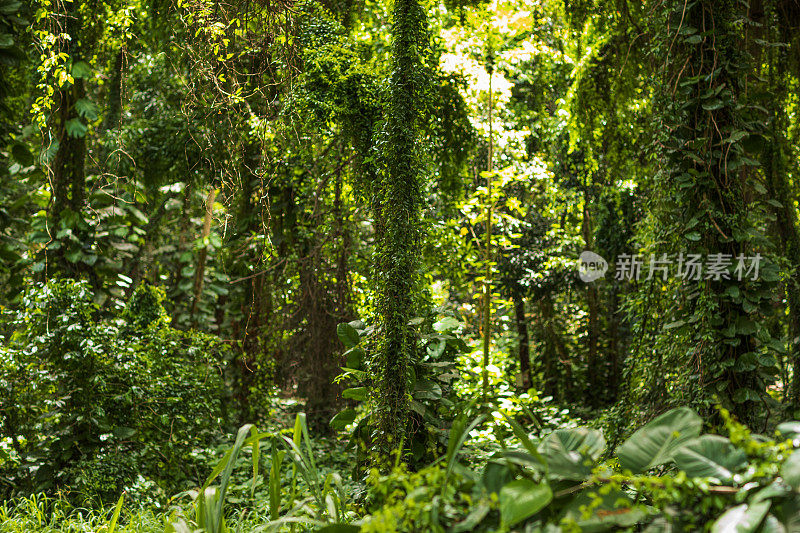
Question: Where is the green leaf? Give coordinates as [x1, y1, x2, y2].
[735, 316, 757, 336]
[499, 479, 552, 527]
[342, 387, 367, 402]
[538, 427, 605, 480]
[711, 501, 770, 533]
[75, 98, 98, 120]
[758, 514, 787, 533]
[559, 489, 647, 530]
[71, 60, 92, 79]
[330, 408, 356, 430]
[685, 231, 701, 241]
[345, 347, 364, 369]
[781, 452, 800, 489]
[11, 143, 32, 165]
[112, 426, 137, 439]
[672, 435, 746, 481]
[444, 413, 485, 490]
[617, 407, 702, 473]
[336, 323, 360, 349]
[452, 500, 491, 532]
[777, 422, 800, 440]
[433, 316, 460, 332]
[733, 388, 760, 403]
[65, 118, 87, 138]
[106, 492, 124, 533]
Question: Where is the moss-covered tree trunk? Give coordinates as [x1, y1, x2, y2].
[373, 0, 427, 458]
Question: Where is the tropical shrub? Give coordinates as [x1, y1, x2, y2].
[0, 280, 231, 503]
[360, 406, 800, 531]
[332, 312, 465, 471]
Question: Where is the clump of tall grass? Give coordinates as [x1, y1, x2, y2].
[0, 492, 158, 532]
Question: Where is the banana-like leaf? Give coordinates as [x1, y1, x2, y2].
[617, 407, 702, 473]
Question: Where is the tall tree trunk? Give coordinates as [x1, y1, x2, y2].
[373, 0, 427, 460]
[763, 48, 800, 406]
[581, 199, 600, 406]
[47, 1, 89, 279]
[539, 295, 570, 400]
[191, 187, 217, 321]
[513, 291, 532, 390]
[654, 0, 775, 425]
[607, 285, 621, 401]
[103, 50, 124, 131]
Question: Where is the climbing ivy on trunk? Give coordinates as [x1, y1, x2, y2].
[372, 0, 429, 460]
[649, 0, 779, 425]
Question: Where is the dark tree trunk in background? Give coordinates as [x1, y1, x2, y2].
[513, 291, 532, 390]
[48, 1, 90, 280]
[581, 200, 600, 406]
[763, 50, 800, 406]
[103, 50, 123, 131]
[539, 295, 569, 400]
[607, 285, 621, 401]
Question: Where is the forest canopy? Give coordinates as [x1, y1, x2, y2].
[2, 0, 800, 531]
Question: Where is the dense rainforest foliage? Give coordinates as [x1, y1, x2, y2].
[3, 0, 800, 530]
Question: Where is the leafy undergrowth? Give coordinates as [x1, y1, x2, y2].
[5, 404, 800, 532]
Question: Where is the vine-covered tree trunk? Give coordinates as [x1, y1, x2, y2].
[48, 1, 89, 279]
[655, 0, 776, 425]
[373, 0, 427, 458]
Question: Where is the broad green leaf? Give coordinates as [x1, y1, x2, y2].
[538, 427, 605, 480]
[433, 316, 460, 332]
[758, 515, 787, 533]
[344, 347, 364, 369]
[65, 118, 87, 138]
[773, 495, 800, 532]
[781, 452, 800, 489]
[342, 387, 367, 402]
[330, 408, 356, 430]
[482, 460, 512, 495]
[617, 407, 702, 473]
[499, 479, 552, 527]
[711, 501, 770, 533]
[71, 60, 92, 78]
[336, 323, 359, 349]
[444, 414, 485, 491]
[559, 489, 648, 530]
[75, 98, 98, 120]
[503, 414, 545, 466]
[673, 435, 746, 481]
[777, 422, 800, 441]
[452, 500, 491, 532]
